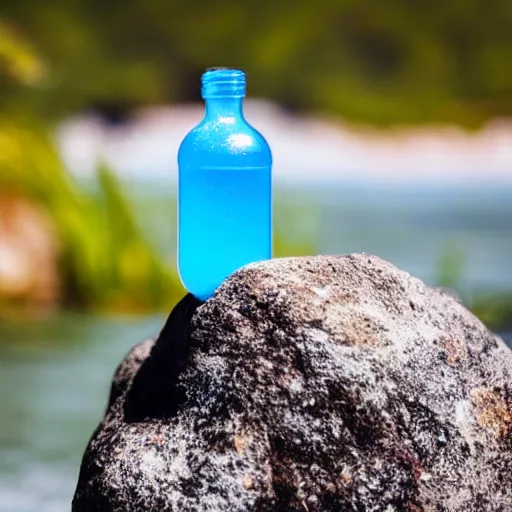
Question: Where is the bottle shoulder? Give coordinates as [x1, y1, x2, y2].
[178, 116, 272, 167]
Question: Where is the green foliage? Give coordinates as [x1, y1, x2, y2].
[0, 20, 45, 85]
[435, 243, 467, 292]
[0, 122, 184, 312]
[435, 241, 512, 331]
[1, 0, 512, 125]
[472, 294, 512, 332]
[273, 191, 320, 259]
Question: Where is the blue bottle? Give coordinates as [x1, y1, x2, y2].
[178, 68, 272, 301]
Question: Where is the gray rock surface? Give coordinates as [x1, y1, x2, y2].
[73, 254, 512, 511]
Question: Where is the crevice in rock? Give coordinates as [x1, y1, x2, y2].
[124, 293, 202, 421]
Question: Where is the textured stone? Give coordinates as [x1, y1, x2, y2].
[73, 254, 512, 511]
[0, 195, 60, 307]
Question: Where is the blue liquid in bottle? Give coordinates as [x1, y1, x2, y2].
[178, 68, 272, 301]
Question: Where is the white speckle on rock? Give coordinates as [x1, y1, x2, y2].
[305, 328, 329, 343]
[289, 378, 304, 393]
[142, 450, 165, 473]
[313, 286, 331, 297]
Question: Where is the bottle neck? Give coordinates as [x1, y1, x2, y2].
[204, 97, 244, 119]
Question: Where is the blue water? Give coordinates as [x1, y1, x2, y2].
[317, 184, 512, 293]
[178, 165, 271, 299]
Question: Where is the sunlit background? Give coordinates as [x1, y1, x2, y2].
[0, 1, 511, 510]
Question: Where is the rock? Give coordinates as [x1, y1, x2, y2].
[0, 195, 60, 309]
[72, 254, 512, 511]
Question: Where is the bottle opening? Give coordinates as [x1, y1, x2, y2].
[201, 68, 246, 99]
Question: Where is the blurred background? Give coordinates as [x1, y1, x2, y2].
[0, 1, 511, 510]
